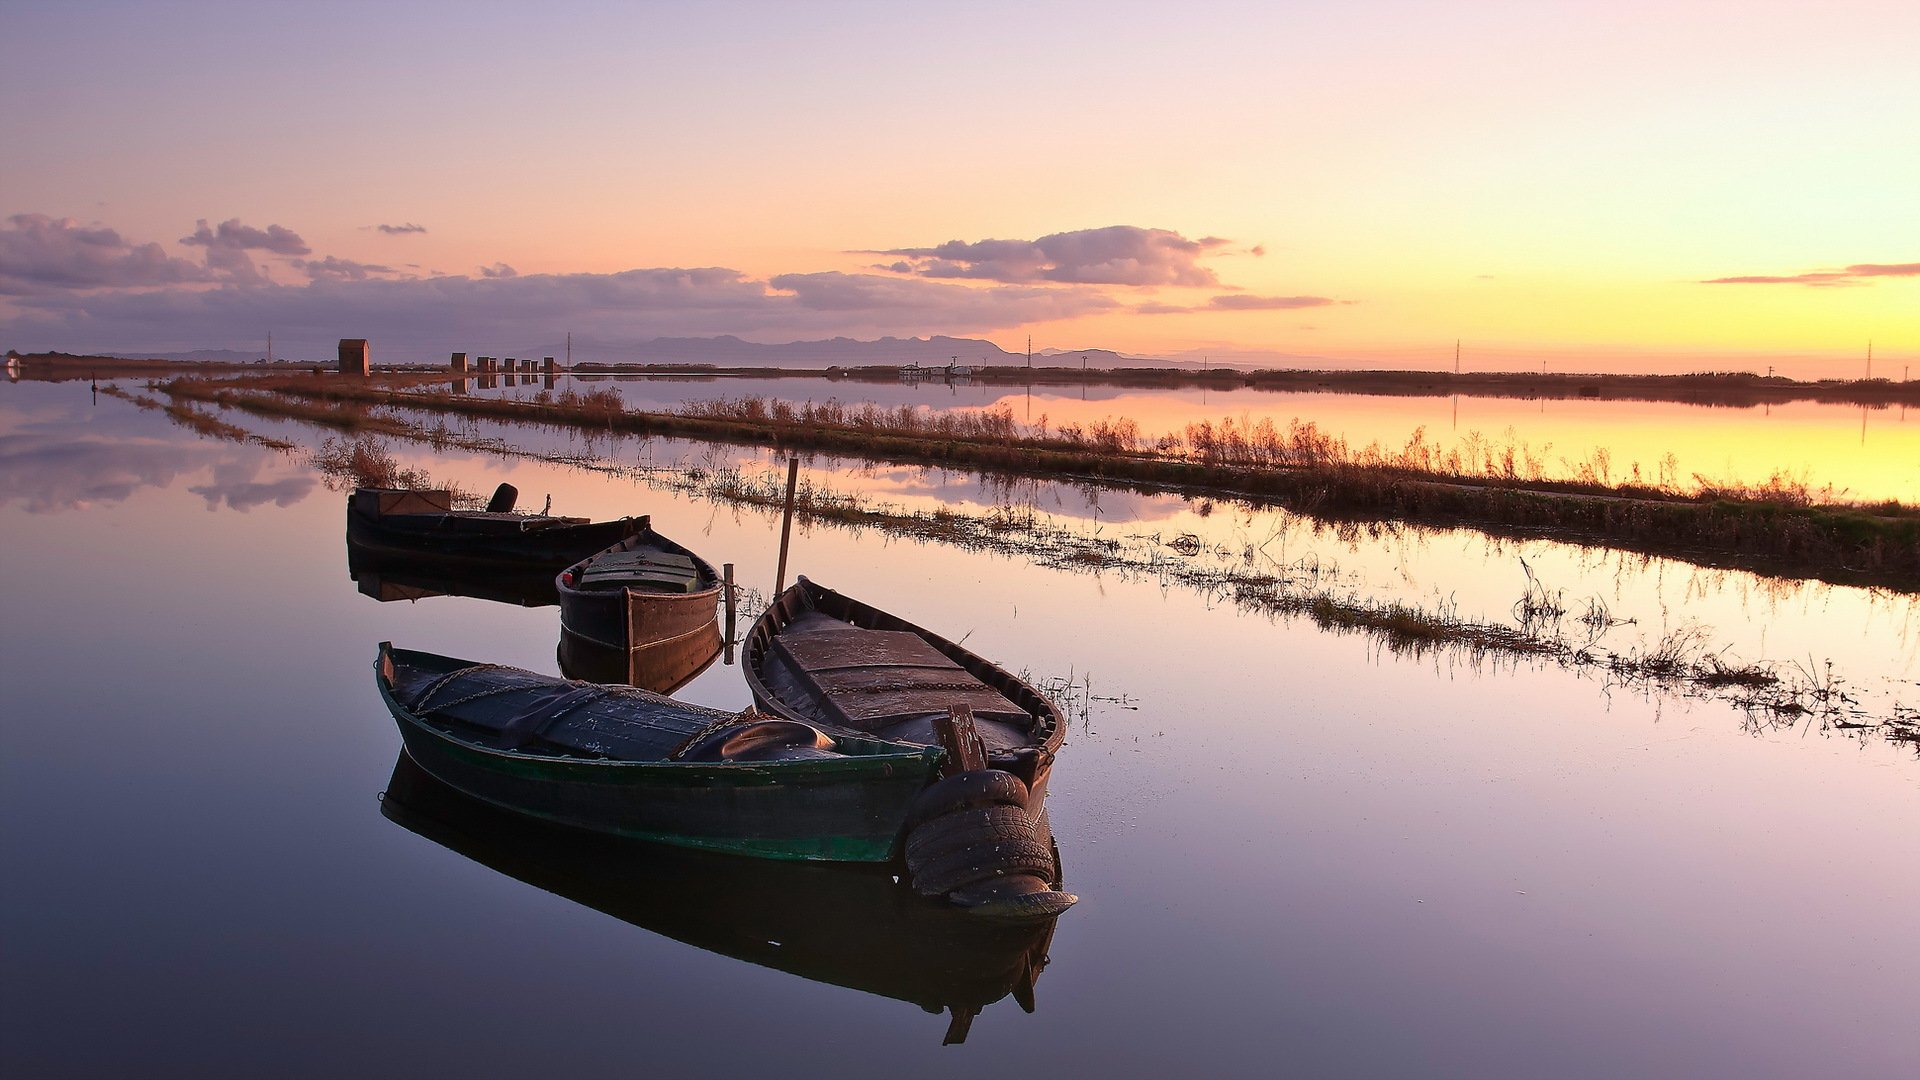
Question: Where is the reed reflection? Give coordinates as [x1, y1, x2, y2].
[378, 752, 1063, 1044]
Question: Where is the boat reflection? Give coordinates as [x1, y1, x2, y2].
[557, 620, 724, 695]
[379, 752, 1064, 1044]
[346, 539, 560, 607]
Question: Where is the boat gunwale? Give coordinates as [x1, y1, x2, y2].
[377, 643, 939, 780]
[742, 578, 1065, 756]
[554, 520, 726, 650]
[345, 491, 647, 567]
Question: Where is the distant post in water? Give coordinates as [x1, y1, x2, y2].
[450, 351, 469, 373]
[338, 338, 369, 376]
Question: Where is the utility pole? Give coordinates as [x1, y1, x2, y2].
[1866, 340, 1872, 380]
[1454, 339, 1460, 375]
[566, 331, 571, 369]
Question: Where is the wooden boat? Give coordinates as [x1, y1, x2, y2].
[346, 485, 644, 569]
[743, 578, 1064, 805]
[555, 523, 723, 655]
[377, 643, 940, 861]
[557, 619, 724, 695]
[379, 751, 1061, 1043]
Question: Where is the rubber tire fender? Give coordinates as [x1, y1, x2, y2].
[906, 769, 1029, 831]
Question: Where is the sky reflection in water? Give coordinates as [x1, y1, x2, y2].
[2, 379, 1918, 1078]
[460, 373, 1920, 502]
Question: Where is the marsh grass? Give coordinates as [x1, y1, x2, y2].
[311, 435, 476, 504]
[98, 385, 296, 449]
[132, 390, 1916, 751]
[152, 373, 1920, 586]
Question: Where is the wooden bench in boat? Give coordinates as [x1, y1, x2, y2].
[577, 549, 702, 593]
[768, 617, 1033, 752]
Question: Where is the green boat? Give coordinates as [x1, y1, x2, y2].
[376, 642, 941, 862]
[378, 752, 1063, 1044]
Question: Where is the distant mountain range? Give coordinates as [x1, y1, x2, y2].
[79, 336, 1329, 370]
[572, 335, 1166, 370]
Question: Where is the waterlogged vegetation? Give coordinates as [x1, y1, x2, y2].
[154, 372, 1920, 587]
[165, 380, 1920, 755]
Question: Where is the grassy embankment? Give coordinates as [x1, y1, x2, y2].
[116, 374, 1915, 741]
[154, 372, 1920, 589]
[299, 429, 1918, 745]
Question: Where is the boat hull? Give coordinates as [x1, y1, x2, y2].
[556, 527, 724, 651]
[743, 579, 1065, 805]
[557, 619, 724, 694]
[378, 750, 1063, 1036]
[379, 647, 940, 862]
[346, 500, 642, 570]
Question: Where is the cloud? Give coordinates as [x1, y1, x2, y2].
[187, 458, 315, 511]
[479, 262, 518, 278]
[1846, 262, 1920, 277]
[1135, 294, 1344, 315]
[1701, 261, 1920, 287]
[298, 256, 398, 282]
[375, 223, 428, 236]
[179, 218, 310, 256]
[871, 226, 1230, 286]
[1206, 294, 1340, 311]
[177, 218, 312, 283]
[0, 431, 211, 512]
[0, 214, 214, 295]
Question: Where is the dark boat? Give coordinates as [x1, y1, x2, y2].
[379, 752, 1062, 1044]
[743, 578, 1065, 805]
[555, 522, 724, 655]
[346, 485, 644, 569]
[557, 619, 725, 695]
[347, 537, 562, 607]
[377, 642, 941, 862]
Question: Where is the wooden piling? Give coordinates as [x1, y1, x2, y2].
[773, 456, 800, 594]
[722, 562, 737, 665]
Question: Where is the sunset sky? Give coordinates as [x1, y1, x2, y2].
[3, 1, 1915, 373]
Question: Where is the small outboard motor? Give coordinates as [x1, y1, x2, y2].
[485, 482, 518, 513]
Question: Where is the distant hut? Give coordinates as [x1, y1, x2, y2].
[338, 339, 370, 376]
[451, 351, 470, 373]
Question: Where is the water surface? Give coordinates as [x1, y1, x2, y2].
[3, 379, 1918, 1078]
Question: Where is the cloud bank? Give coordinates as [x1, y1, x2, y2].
[1137, 294, 1342, 315]
[1701, 261, 1920, 287]
[3, 214, 1328, 356]
[4, 263, 1118, 354]
[872, 226, 1229, 286]
[0, 214, 215, 295]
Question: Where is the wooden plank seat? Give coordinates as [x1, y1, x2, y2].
[577, 549, 702, 592]
[769, 620, 1033, 749]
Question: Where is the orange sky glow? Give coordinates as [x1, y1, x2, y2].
[2, 1, 1914, 374]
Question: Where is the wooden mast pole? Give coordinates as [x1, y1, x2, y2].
[774, 456, 800, 594]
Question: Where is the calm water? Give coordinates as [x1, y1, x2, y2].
[451, 372, 1920, 502]
[4, 379, 1919, 1078]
